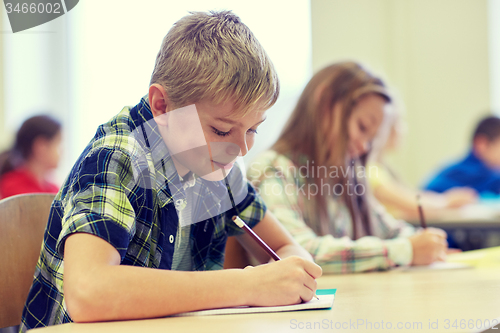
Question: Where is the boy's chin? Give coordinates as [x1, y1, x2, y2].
[197, 167, 233, 182]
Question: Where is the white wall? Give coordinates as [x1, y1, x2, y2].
[0, 7, 4, 150]
[311, 0, 491, 187]
[489, 0, 500, 113]
[1, 5, 71, 183]
[1, 1, 312, 182]
[3, 0, 495, 188]
[67, 0, 312, 171]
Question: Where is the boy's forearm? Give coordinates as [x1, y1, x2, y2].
[64, 232, 321, 323]
[67, 255, 321, 323]
[64, 233, 255, 322]
[67, 265, 250, 322]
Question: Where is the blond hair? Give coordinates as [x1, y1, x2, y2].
[273, 62, 391, 238]
[150, 10, 279, 115]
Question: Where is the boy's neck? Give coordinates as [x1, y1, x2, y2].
[171, 157, 191, 178]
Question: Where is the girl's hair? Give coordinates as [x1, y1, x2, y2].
[0, 115, 61, 177]
[150, 10, 279, 116]
[272, 62, 391, 238]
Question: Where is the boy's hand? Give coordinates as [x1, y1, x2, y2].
[443, 187, 477, 208]
[242, 256, 322, 306]
[409, 228, 448, 265]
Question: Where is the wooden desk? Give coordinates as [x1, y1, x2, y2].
[407, 203, 500, 229]
[29, 257, 500, 333]
[407, 204, 500, 250]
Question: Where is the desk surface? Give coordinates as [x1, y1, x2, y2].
[30, 252, 500, 333]
[407, 203, 500, 228]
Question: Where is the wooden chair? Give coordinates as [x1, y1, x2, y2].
[0, 193, 55, 329]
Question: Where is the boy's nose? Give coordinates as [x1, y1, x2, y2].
[226, 143, 240, 156]
[239, 142, 249, 157]
[226, 139, 248, 157]
[226, 142, 246, 157]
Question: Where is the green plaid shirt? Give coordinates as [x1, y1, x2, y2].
[20, 96, 266, 331]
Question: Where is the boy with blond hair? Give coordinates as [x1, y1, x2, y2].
[20, 10, 321, 331]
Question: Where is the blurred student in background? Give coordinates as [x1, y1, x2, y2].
[368, 110, 477, 221]
[0, 115, 62, 199]
[424, 115, 500, 196]
[245, 62, 448, 274]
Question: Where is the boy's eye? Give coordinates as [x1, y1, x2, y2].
[247, 128, 258, 135]
[212, 127, 231, 137]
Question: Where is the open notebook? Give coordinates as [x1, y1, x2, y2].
[173, 289, 336, 317]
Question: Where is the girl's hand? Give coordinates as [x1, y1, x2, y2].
[443, 187, 478, 208]
[409, 228, 448, 265]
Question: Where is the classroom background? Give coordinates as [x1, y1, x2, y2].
[1, 0, 499, 190]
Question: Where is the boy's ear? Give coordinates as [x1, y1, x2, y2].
[149, 84, 170, 126]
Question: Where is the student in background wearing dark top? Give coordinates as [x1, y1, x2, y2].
[424, 116, 500, 196]
[0, 115, 61, 199]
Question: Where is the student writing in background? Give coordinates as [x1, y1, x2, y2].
[367, 109, 477, 220]
[246, 62, 448, 274]
[0, 115, 61, 199]
[19, 11, 321, 332]
[424, 115, 500, 196]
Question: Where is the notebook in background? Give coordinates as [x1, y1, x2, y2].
[447, 246, 500, 268]
[391, 261, 473, 272]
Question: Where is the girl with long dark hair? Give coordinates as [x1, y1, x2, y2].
[0, 115, 62, 199]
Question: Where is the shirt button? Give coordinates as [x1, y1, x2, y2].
[169, 235, 174, 243]
[175, 199, 186, 210]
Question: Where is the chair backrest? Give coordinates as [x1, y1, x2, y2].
[223, 236, 251, 269]
[0, 193, 55, 328]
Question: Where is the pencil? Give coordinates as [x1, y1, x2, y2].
[221, 168, 281, 260]
[231, 215, 319, 301]
[221, 168, 318, 301]
[416, 194, 427, 229]
[232, 216, 281, 261]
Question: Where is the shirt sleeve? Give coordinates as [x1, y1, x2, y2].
[248, 152, 414, 274]
[424, 171, 451, 193]
[56, 147, 138, 260]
